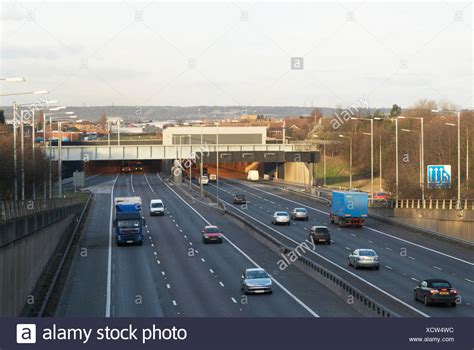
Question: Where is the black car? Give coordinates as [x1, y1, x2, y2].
[308, 226, 331, 245]
[414, 279, 458, 307]
[233, 194, 247, 204]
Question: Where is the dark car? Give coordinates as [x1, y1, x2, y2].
[233, 194, 247, 204]
[308, 226, 331, 245]
[202, 225, 223, 244]
[414, 279, 458, 307]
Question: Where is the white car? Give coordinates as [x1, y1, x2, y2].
[209, 174, 217, 182]
[198, 175, 209, 185]
[272, 211, 290, 225]
[149, 199, 165, 216]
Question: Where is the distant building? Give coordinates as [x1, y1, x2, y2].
[239, 114, 258, 122]
[162, 126, 267, 145]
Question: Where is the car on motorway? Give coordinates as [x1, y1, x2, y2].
[291, 208, 309, 221]
[414, 279, 458, 307]
[209, 173, 217, 182]
[132, 162, 144, 172]
[149, 199, 165, 216]
[272, 211, 290, 225]
[121, 165, 132, 173]
[348, 249, 380, 269]
[241, 268, 272, 294]
[201, 225, 223, 243]
[233, 194, 247, 204]
[372, 192, 391, 201]
[198, 175, 209, 185]
[308, 226, 331, 245]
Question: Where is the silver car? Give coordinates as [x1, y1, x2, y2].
[291, 208, 309, 221]
[272, 211, 290, 225]
[241, 268, 272, 294]
[348, 249, 380, 270]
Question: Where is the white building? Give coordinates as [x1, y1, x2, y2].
[162, 126, 267, 145]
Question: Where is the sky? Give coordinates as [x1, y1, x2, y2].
[0, 1, 472, 109]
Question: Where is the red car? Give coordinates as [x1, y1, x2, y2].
[373, 192, 391, 201]
[202, 225, 223, 244]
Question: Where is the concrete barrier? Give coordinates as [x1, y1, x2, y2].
[0, 201, 85, 316]
[369, 207, 474, 245]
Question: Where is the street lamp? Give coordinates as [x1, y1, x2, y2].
[215, 122, 220, 205]
[0, 77, 25, 82]
[0, 89, 48, 97]
[52, 116, 77, 198]
[398, 116, 424, 201]
[433, 109, 462, 210]
[338, 134, 352, 188]
[351, 117, 376, 197]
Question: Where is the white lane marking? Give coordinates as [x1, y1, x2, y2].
[222, 197, 430, 318]
[166, 284, 171, 289]
[158, 174, 320, 318]
[464, 278, 474, 283]
[172, 300, 177, 306]
[411, 277, 420, 282]
[161, 271, 166, 276]
[151, 243, 154, 247]
[368, 240, 374, 244]
[130, 173, 135, 193]
[156, 260, 160, 264]
[201, 258, 206, 262]
[345, 247, 351, 251]
[154, 251, 157, 256]
[209, 268, 214, 274]
[433, 266, 442, 271]
[408, 256, 415, 260]
[219, 281, 225, 287]
[229, 179, 474, 266]
[386, 247, 393, 251]
[350, 233, 356, 237]
[106, 174, 119, 318]
[385, 265, 393, 270]
[231, 297, 238, 303]
[144, 172, 156, 194]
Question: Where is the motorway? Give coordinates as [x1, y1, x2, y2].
[200, 174, 474, 317]
[57, 172, 362, 317]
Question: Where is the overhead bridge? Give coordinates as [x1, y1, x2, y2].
[48, 144, 320, 163]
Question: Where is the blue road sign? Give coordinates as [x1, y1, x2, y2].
[427, 165, 451, 189]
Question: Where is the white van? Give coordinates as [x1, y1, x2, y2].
[247, 170, 259, 181]
[209, 174, 217, 182]
[198, 175, 209, 185]
[149, 199, 165, 216]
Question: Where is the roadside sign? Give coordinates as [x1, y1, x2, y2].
[427, 165, 451, 189]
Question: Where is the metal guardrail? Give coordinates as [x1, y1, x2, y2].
[394, 199, 474, 210]
[0, 198, 84, 222]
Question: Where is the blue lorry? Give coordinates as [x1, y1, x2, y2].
[113, 197, 145, 245]
[330, 191, 368, 228]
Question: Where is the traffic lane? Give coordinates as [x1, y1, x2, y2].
[185, 199, 362, 316]
[110, 174, 165, 317]
[148, 173, 320, 317]
[221, 179, 474, 287]
[148, 173, 322, 317]
[208, 181, 473, 317]
[133, 174, 243, 316]
[56, 180, 114, 316]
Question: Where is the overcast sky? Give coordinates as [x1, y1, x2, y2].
[1, 1, 472, 108]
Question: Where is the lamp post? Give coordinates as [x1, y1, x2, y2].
[215, 122, 220, 205]
[445, 116, 461, 209]
[338, 134, 352, 188]
[352, 117, 378, 198]
[433, 109, 462, 210]
[45, 109, 70, 198]
[398, 116, 424, 201]
[52, 116, 77, 198]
